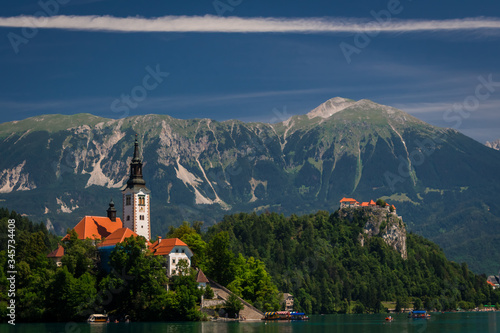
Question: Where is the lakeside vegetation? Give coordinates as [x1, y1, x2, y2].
[1, 207, 500, 322]
[203, 210, 500, 314]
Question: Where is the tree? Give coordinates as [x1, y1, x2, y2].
[205, 231, 235, 286]
[61, 229, 98, 278]
[376, 199, 387, 207]
[204, 285, 215, 299]
[106, 236, 169, 320]
[413, 298, 423, 310]
[225, 294, 244, 317]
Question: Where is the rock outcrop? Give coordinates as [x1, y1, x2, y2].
[338, 207, 407, 259]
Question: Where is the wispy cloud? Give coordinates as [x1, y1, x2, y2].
[0, 15, 500, 34]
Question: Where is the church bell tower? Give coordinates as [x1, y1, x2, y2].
[122, 134, 151, 240]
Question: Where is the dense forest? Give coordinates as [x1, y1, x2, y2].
[202, 210, 500, 314]
[1, 207, 499, 323]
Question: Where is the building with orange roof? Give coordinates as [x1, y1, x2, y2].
[99, 227, 142, 247]
[339, 197, 360, 208]
[98, 227, 150, 272]
[340, 197, 396, 213]
[47, 245, 65, 267]
[62, 199, 123, 241]
[151, 237, 193, 276]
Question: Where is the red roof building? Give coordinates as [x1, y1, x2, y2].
[62, 215, 123, 241]
[150, 237, 193, 276]
[339, 197, 360, 208]
[99, 227, 142, 247]
[47, 245, 65, 267]
[196, 269, 209, 288]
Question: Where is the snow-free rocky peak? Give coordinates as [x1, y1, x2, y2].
[306, 97, 356, 119]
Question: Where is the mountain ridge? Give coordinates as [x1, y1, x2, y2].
[1, 97, 499, 274]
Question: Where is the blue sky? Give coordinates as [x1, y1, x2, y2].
[1, 0, 500, 142]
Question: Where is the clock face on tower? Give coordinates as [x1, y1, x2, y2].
[139, 206, 145, 213]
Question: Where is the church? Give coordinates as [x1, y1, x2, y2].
[48, 135, 193, 276]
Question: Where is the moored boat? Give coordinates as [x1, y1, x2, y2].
[87, 314, 108, 323]
[262, 311, 309, 320]
[290, 312, 309, 320]
[408, 310, 430, 319]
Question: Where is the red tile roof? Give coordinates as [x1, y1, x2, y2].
[196, 269, 209, 283]
[151, 238, 191, 256]
[99, 228, 139, 247]
[369, 200, 376, 206]
[63, 216, 123, 241]
[361, 202, 369, 207]
[47, 245, 64, 258]
[340, 197, 358, 203]
[391, 205, 396, 210]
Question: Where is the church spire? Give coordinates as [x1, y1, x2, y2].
[132, 134, 141, 163]
[126, 134, 147, 189]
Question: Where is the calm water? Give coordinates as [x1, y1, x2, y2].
[2, 312, 499, 333]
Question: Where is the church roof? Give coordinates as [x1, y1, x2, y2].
[63, 216, 123, 241]
[47, 245, 65, 258]
[99, 227, 139, 247]
[151, 238, 192, 256]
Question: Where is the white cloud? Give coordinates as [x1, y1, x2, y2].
[0, 15, 499, 34]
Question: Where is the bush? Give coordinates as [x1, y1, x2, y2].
[353, 303, 365, 314]
[204, 285, 215, 299]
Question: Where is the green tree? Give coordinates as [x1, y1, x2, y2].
[225, 294, 244, 318]
[204, 285, 215, 299]
[205, 231, 235, 286]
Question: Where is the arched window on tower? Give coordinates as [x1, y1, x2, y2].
[138, 195, 145, 206]
[127, 215, 130, 221]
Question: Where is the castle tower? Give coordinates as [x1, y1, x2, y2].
[122, 135, 151, 240]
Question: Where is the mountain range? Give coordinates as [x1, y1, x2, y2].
[1, 97, 499, 273]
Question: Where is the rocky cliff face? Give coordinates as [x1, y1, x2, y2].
[486, 139, 500, 150]
[338, 207, 407, 259]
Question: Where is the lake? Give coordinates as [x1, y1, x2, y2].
[2, 312, 499, 333]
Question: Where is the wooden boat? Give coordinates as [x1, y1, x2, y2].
[385, 316, 394, 322]
[87, 314, 108, 323]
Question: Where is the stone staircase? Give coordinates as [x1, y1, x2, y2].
[206, 278, 264, 320]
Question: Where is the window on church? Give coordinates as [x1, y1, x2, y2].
[139, 215, 144, 220]
[176, 249, 178, 253]
[126, 215, 130, 221]
[126, 195, 131, 206]
[182, 249, 185, 253]
[172, 259, 176, 264]
[138, 195, 145, 206]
